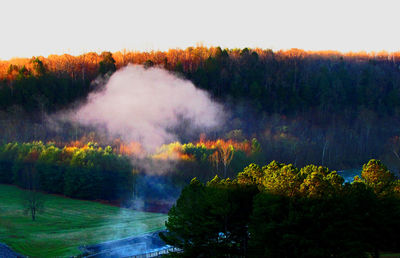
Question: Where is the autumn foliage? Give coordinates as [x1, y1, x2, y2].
[2, 46, 400, 174]
[0, 141, 134, 201]
[2, 47, 400, 81]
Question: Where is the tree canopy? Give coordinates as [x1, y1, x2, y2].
[162, 159, 400, 257]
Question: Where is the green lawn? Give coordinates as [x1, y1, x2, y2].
[0, 184, 167, 257]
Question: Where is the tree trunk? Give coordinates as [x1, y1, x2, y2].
[223, 162, 227, 178]
[31, 207, 36, 221]
[322, 140, 329, 166]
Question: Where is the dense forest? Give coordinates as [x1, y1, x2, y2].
[2, 47, 400, 203]
[0, 141, 133, 200]
[2, 47, 400, 256]
[161, 159, 400, 257]
[1, 47, 400, 172]
[0, 138, 261, 207]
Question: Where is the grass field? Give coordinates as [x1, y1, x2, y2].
[0, 184, 168, 257]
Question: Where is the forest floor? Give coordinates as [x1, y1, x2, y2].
[0, 184, 167, 257]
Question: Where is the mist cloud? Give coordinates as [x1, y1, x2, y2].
[71, 65, 224, 151]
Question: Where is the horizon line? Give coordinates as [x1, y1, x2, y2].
[2, 45, 400, 61]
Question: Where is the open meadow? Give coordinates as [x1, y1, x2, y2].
[0, 184, 167, 257]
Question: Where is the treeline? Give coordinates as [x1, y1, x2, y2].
[2, 47, 400, 116]
[0, 59, 90, 114]
[0, 138, 261, 205]
[0, 141, 133, 201]
[161, 159, 400, 257]
[154, 138, 262, 179]
[116, 138, 262, 205]
[2, 47, 400, 170]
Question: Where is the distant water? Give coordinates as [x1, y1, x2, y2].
[337, 169, 361, 183]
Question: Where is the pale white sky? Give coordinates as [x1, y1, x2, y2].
[0, 0, 399, 60]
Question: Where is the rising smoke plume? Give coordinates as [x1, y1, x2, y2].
[71, 65, 224, 152]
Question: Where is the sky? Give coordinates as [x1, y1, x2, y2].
[0, 0, 399, 60]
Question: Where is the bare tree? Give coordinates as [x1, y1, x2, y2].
[21, 161, 45, 221]
[211, 141, 235, 178]
[209, 150, 221, 175]
[22, 189, 44, 221]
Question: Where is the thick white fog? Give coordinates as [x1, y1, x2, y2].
[72, 65, 224, 151]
